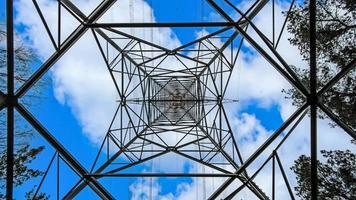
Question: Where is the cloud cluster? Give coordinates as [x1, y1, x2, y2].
[129, 177, 174, 200]
[15, 0, 355, 199]
[15, 0, 180, 143]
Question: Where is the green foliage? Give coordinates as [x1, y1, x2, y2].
[0, 144, 48, 198]
[25, 187, 50, 200]
[286, 1, 356, 199]
[284, 0, 356, 130]
[1, 145, 44, 187]
[291, 147, 356, 199]
[0, 25, 41, 149]
[0, 145, 49, 199]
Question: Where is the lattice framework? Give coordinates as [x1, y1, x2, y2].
[2, 0, 355, 199]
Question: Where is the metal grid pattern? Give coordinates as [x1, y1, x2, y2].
[2, 0, 355, 199]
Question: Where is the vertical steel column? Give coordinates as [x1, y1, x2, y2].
[6, 0, 14, 199]
[309, 0, 318, 199]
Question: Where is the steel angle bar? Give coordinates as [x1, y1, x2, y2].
[88, 22, 239, 28]
[309, 1, 318, 199]
[6, 0, 15, 198]
[317, 102, 355, 140]
[317, 58, 356, 96]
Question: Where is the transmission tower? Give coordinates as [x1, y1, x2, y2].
[3, 0, 355, 199]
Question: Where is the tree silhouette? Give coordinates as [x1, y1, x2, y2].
[291, 143, 356, 199]
[285, 1, 356, 199]
[284, 0, 355, 130]
[0, 26, 48, 199]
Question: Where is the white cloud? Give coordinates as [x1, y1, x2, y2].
[224, 0, 307, 109]
[232, 113, 273, 158]
[129, 177, 174, 200]
[15, 0, 181, 144]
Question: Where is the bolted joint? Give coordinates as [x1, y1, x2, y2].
[1, 94, 18, 107]
[306, 95, 318, 106]
[121, 96, 126, 106]
[167, 146, 176, 151]
[168, 51, 176, 55]
[217, 95, 222, 104]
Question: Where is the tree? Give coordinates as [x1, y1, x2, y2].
[0, 26, 48, 199]
[0, 145, 48, 199]
[291, 143, 356, 199]
[285, 1, 356, 199]
[284, 0, 356, 130]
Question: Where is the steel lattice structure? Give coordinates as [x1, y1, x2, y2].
[2, 0, 355, 199]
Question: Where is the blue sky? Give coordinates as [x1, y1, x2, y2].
[5, 1, 286, 199]
[6, 0, 352, 199]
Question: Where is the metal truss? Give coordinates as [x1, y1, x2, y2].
[3, 0, 355, 199]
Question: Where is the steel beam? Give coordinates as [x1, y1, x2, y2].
[88, 22, 238, 28]
[6, 0, 14, 198]
[309, 1, 318, 199]
[85, 173, 243, 177]
[317, 58, 356, 96]
[317, 102, 355, 139]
